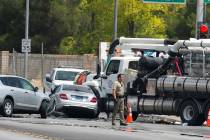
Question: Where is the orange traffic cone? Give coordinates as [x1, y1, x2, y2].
[207, 109, 210, 127]
[126, 107, 133, 123]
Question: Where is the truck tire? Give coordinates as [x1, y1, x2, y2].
[40, 100, 48, 119]
[180, 100, 201, 126]
[1, 99, 13, 117]
[132, 112, 139, 121]
[204, 102, 210, 121]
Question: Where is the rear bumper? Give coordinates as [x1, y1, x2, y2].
[56, 102, 98, 114]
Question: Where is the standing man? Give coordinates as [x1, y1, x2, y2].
[112, 74, 127, 126]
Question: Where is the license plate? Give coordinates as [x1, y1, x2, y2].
[71, 95, 87, 102]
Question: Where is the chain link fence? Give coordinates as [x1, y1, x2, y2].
[1, 51, 97, 88]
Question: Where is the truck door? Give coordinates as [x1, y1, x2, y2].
[102, 60, 121, 95]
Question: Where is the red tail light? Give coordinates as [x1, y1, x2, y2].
[90, 97, 97, 103]
[59, 93, 68, 100]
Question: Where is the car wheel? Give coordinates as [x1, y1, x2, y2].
[92, 109, 100, 118]
[180, 100, 201, 126]
[40, 100, 48, 119]
[47, 100, 56, 116]
[1, 99, 13, 117]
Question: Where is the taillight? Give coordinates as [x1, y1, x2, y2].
[90, 97, 97, 103]
[59, 93, 68, 100]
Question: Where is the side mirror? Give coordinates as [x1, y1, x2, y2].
[34, 87, 39, 92]
[46, 74, 52, 82]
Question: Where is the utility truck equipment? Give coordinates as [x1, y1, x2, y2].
[81, 37, 210, 126]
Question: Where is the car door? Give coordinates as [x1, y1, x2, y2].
[101, 60, 120, 95]
[6, 77, 25, 109]
[18, 78, 40, 110]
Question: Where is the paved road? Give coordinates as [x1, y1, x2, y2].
[0, 129, 46, 140]
[0, 115, 209, 140]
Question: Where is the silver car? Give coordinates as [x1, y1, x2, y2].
[0, 75, 50, 118]
[49, 84, 99, 118]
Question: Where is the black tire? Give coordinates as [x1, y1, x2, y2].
[132, 112, 139, 121]
[92, 109, 100, 118]
[196, 114, 206, 126]
[40, 100, 48, 119]
[180, 100, 201, 126]
[1, 99, 13, 117]
[204, 102, 210, 121]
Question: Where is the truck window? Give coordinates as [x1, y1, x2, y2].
[128, 61, 138, 70]
[106, 60, 120, 75]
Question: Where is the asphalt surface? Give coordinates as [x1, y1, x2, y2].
[0, 114, 209, 140]
[0, 129, 46, 140]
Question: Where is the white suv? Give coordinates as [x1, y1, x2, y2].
[45, 67, 87, 92]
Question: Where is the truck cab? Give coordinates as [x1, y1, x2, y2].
[101, 56, 139, 95]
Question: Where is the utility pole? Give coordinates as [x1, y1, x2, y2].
[24, 0, 29, 78]
[113, 0, 118, 40]
[196, 0, 204, 38]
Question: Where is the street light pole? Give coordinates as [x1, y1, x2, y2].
[196, 0, 204, 38]
[24, 0, 29, 78]
[113, 0, 118, 40]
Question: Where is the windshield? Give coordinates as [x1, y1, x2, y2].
[62, 85, 93, 93]
[55, 71, 79, 81]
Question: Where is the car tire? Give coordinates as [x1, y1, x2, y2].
[1, 99, 13, 117]
[40, 100, 48, 119]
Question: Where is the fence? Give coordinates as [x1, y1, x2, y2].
[0, 51, 97, 88]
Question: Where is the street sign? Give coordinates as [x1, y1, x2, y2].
[143, 0, 185, 4]
[21, 39, 31, 53]
[204, 0, 210, 3]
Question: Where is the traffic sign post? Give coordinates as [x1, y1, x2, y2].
[21, 39, 31, 53]
[143, 0, 185, 4]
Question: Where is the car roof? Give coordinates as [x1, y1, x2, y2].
[0, 75, 24, 78]
[53, 68, 87, 72]
[0, 75, 29, 81]
[61, 84, 89, 88]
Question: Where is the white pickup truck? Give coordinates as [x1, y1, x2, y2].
[45, 66, 88, 92]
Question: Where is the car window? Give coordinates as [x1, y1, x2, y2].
[128, 61, 138, 70]
[106, 60, 120, 75]
[0, 77, 8, 85]
[19, 78, 34, 91]
[55, 71, 79, 81]
[7, 77, 22, 88]
[62, 85, 93, 94]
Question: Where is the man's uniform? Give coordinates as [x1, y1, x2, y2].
[112, 80, 126, 125]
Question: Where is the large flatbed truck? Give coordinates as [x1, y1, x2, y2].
[83, 37, 210, 126]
